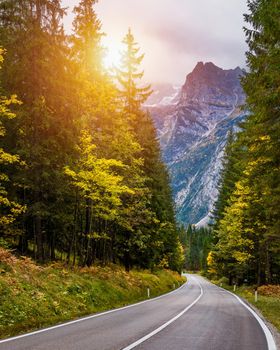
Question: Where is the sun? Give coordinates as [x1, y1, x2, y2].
[103, 41, 122, 70]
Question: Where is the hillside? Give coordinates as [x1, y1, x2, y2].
[0, 247, 184, 339]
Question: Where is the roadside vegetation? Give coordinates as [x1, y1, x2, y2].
[0, 247, 185, 339]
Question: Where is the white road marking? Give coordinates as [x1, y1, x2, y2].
[122, 276, 277, 350]
[0, 280, 187, 344]
[122, 276, 203, 350]
[221, 287, 277, 350]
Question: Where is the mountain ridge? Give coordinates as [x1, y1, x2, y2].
[148, 61, 247, 225]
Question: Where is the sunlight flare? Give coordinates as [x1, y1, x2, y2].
[103, 41, 122, 69]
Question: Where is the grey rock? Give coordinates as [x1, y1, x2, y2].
[149, 62, 247, 225]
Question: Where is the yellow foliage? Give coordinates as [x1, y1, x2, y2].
[259, 135, 270, 142]
[158, 256, 169, 269]
[207, 251, 217, 274]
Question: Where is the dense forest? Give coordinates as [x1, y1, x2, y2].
[209, 0, 280, 285]
[0, 0, 184, 272]
[179, 225, 211, 272]
[0, 0, 279, 285]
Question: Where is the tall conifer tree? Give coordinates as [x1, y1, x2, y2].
[210, 0, 280, 284]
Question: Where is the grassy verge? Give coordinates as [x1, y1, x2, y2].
[0, 247, 185, 339]
[210, 278, 280, 332]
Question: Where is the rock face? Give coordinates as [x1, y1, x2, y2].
[149, 62, 246, 225]
[145, 83, 180, 107]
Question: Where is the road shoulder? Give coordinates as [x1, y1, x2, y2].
[240, 297, 280, 350]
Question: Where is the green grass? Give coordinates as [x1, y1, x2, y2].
[211, 278, 280, 332]
[0, 248, 185, 339]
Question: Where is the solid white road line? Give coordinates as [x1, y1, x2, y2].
[122, 276, 203, 350]
[222, 288, 277, 350]
[0, 280, 187, 344]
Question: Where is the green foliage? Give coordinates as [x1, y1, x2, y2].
[0, 2, 183, 272]
[0, 48, 25, 229]
[211, 130, 242, 233]
[71, 0, 104, 77]
[114, 28, 182, 272]
[181, 225, 212, 271]
[210, 0, 280, 285]
[0, 247, 185, 339]
[65, 130, 133, 219]
[116, 28, 152, 115]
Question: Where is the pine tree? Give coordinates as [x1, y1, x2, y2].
[71, 0, 104, 78]
[184, 225, 212, 271]
[211, 129, 245, 236]
[211, 0, 280, 284]
[116, 28, 152, 118]
[0, 48, 25, 230]
[241, 0, 280, 283]
[64, 130, 133, 265]
[0, 0, 77, 261]
[0, 4, 184, 273]
[115, 29, 183, 271]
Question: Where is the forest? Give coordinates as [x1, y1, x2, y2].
[209, 0, 280, 286]
[177, 0, 280, 287]
[0, 0, 279, 287]
[0, 0, 279, 346]
[0, 0, 184, 272]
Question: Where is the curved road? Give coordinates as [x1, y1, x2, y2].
[0, 275, 276, 350]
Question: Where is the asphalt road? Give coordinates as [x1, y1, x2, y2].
[0, 274, 276, 350]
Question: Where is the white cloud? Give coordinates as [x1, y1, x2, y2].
[62, 0, 248, 84]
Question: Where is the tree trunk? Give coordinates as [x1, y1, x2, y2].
[265, 242, 271, 284]
[18, 235, 28, 255]
[124, 252, 130, 272]
[85, 198, 91, 237]
[35, 215, 44, 262]
[50, 232, 55, 260]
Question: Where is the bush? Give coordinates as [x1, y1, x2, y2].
[257, 285, 280, 297]
[217, 276, 229, 285]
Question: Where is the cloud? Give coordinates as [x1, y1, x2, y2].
[148, 23, 247, 59]
[63, 0, 248, 84]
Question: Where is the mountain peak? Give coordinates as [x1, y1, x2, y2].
[192, 61, 242, 73]
[149, 61, 246, 224]
[181, 61, 244, 104]
[192, 61, 222, 74]
[185, 61, 243, 83]
[198, 61, 219, 67]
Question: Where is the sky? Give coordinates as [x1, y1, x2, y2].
[62, 0, 248, 85]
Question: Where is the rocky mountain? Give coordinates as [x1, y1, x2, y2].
[149, 62, 246, 225]
[145, 83, 180, 107]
